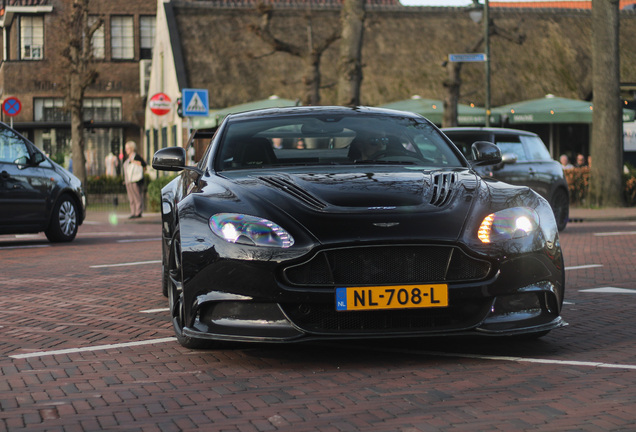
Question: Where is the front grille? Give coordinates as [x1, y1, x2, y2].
[283, 245, 491, 287]
[281, 300, 490, 334]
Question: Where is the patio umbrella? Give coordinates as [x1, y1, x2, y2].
[492, 94, 636, 156]
[379, 95, 500, 126]
[492, 94, 635, 124]
[191, 95, 300, 129]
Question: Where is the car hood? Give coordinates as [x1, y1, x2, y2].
[197, 167, 498, 245]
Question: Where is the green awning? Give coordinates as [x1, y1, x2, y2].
[492, 95, 636, 124]
[190, 96, 300, 129]
[379, 96, 500, 126]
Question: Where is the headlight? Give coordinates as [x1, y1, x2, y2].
[209, 213, 295, 248]
[478, 207, 539, 243]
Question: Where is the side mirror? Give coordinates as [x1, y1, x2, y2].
[471, 141, 502, 166]
[153, 147, 187, 172]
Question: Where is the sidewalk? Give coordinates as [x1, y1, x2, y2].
[84, 209, 162, 225]
[568, 207, 636, 222]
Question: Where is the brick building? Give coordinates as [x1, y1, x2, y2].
[0, 0, 156, 175]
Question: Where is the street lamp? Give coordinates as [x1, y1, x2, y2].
[469, 0, 491, 127]
[484, 0, 491, 127]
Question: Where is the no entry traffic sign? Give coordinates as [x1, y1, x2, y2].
[149, 93, 172, 116]
[2, 97, 22, 117]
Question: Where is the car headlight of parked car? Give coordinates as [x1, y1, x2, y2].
[209, 213, 295, 248]
[477, 207, 539, 244]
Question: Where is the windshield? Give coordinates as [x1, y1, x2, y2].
[215, 112, 464, 171]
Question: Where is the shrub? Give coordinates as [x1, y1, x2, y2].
[147, 174, 178, 212]
[565, 166, 636, 207]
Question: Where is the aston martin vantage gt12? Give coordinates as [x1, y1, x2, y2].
[152, 106, 565, 349]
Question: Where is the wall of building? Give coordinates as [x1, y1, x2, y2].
[0, 0, 156, 173]
[169, 4, 636, 110]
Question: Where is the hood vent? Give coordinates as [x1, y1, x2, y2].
[430, 172, 457, 207]
[258, 175, 327, 210]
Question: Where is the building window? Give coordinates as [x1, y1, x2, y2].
[111, 16, 134, 60]
[83, 98, 122, 122]
[89, 16, 105, 59]
[20, 16, 44, 60]
[140, 16, 155, 60]
[34, 98, 69, 122]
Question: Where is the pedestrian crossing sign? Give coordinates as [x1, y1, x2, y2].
[182, 88, 209, 117]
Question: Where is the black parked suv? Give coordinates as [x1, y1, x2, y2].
[0, 122, 86, 242]
[442, 127, 569, 231]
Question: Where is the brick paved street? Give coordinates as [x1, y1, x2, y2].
[1, 210, 636, 431]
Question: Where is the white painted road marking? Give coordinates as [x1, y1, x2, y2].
[10, 337, 177, 359]
[580, 287, 636, 294]
[594, 231, 636, 237]
[565, 264, 603, 271]
[140, 308, 170, 313]
[415, 351, 636, 371]
[90, 260, 161, 268]
[11, 338, 636, 371]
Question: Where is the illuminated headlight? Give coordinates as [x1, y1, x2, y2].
[478, 207, 539, 243]
[209, 213, 294, 248]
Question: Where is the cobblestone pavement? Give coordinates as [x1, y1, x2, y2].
[0, 210, 635, 431]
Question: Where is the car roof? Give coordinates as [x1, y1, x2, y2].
[441, 127, 539, 137]
[224, 105, 426, 122]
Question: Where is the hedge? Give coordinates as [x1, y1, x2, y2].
[565, 165, 636, 207]
[147, 174, 177, 212]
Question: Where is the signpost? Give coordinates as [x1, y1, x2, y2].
[2, 96, 22, 127]
[448, 53, 487, 63]
[149, 93, 172, 116]
[182, 88, 209, 117]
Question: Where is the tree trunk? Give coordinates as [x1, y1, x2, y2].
[443, 62, 462, 128]
[303, 53, 322, 106]
[590, 0, 623, 207]
[70, 77, 87, 184]
[337, 0, 365, 107]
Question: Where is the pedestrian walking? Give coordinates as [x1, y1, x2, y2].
[123, 141, 146, 219]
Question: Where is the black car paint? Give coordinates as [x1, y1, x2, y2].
[0, 123, 85, 239]
[156, 107, 565, 346]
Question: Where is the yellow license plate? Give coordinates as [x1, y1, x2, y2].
[335, 284, 448, 311]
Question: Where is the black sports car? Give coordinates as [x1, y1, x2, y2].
[153, 106, 565, 348]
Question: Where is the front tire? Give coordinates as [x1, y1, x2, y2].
[168, 231, 210, 349]
[45, 195, 79, 242]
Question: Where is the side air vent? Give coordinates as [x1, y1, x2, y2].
[259, 176, 327, 210]
[430, 172, 457, 207]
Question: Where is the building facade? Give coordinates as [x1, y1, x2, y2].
[0, 0, 156, 176]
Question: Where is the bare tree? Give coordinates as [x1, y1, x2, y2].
[589, 0, 623, 207]
[250, 4, 340, 105]
[62, 0, 102, 185]
[442, 14, 524, 128]
[337, 0, 365, 107]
